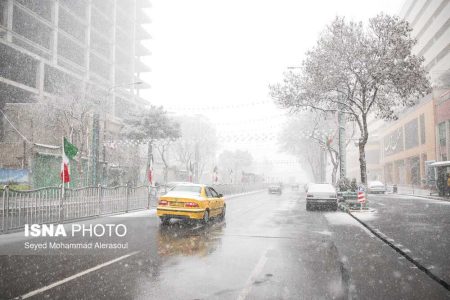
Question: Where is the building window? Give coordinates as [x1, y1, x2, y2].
[438, 122, 446, 146]
[58, 8, 86, 42]
[89, 53, 110, 80]
[384, 128, 404, 156]
[44, 64, 82, 96]
[404, 118, 419, 149]
[58, 33, 85, 67]
[419, 114, 425, 144]
[59, 0, 87, 20]
[12, 6, 52, 50]
[0, 1, 7, 27]
[0, 43, 38, 88]
[16, 0, 52, 21]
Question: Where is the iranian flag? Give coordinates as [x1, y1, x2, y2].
[213, 166, 218, 183]
[147, 153, 154, 185]
[60, 137, 78, 183]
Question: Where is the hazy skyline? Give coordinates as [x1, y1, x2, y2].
[141, 0, 404, 181]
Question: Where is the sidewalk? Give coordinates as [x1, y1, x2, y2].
[390, 185, 450, 202]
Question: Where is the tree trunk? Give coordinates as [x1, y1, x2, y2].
[164, 167, 168, 185]
[328, 149, 339, 185]
[358, 142, 367, 184]
[356, 114, 369, 185]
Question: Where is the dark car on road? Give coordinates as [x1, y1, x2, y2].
[268, 185, 282, 195]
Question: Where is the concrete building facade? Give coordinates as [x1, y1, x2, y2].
[0, 0, 151, 121]
[381, 95, 436, 186]
[436, 89, 450, 162]
[0, 0, 152, 186]
[399, 0, 450, 88]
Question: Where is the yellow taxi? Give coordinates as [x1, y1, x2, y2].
[157, 183, 226, 224]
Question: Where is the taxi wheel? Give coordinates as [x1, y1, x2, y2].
[202, 210, 210, 224]
[220, 205, 226, 220]
[160, 217, 170, 225]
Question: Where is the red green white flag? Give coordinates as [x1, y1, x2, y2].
[60, 137, 78, 183]
[147, 153, 154, 185]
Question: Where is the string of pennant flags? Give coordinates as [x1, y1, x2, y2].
[164, 100, 273, 112]
[103, 129, 337, 147]
[214, 114, 288, 126]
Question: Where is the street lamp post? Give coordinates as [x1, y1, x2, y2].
[338, 107, 346, 179]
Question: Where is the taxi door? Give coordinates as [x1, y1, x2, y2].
[205, 187, 218, 216]
[209, 187, 223, 216]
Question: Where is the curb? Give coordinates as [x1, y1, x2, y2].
[393, 193, 450, 202]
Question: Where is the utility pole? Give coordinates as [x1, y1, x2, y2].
[338, 109, 346, 179]
[147, 141, 153, 185]
[319, 146, 327, 183]
[102, 118, 107, 186]
[194, 142, 199, 183]
[91, 113, 100, 186]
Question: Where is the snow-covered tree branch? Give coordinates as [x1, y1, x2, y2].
[270, 14, 431, 183]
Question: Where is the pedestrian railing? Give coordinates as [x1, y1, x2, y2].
[0, 184, 159, 233]
[0, 182, 266, 233]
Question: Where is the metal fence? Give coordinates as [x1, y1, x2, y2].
[0, 182, 266, 233]
[0, 185, 157, 233]
[211, 183, 266, 195]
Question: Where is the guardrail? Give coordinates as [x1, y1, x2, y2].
[211, 183, 266, 195]
[0, 185, 158, 233]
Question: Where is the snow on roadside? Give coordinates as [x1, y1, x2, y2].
[351, 211, 378, 222]
[325, 212, 360, 226]
[324, 212, 375, 237]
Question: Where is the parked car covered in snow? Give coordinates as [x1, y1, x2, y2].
[367, 181, 386, 194]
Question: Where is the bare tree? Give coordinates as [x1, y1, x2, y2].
[155, 137, 178, 184]
[270, 14, 430, 184]
[279, 117, 322, 182]
[172, 116, 217, 182]
[121, 105, 180, 185]
[280, 112, 356, 184]
[218, 150, 253, 183]
[34, 86, 105, 185]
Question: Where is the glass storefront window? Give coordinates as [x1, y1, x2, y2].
[438, 122, 446, 146]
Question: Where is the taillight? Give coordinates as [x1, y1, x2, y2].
[185, 202, 199, 207]
[307, 193, 314, 198]
[159, 200, 168, 206]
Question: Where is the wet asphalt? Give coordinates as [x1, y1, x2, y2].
[364, 193, 450, 285]
[0, 190, 449, 299]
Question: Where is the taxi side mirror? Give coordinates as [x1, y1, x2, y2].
[218, 193, 223, 198]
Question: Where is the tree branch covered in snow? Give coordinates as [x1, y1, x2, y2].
[270, 14, 431, 183]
